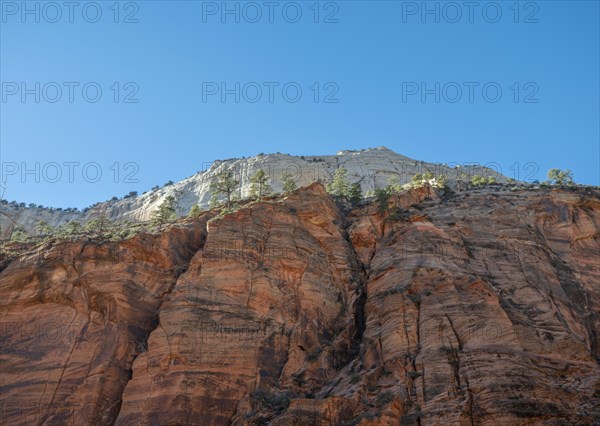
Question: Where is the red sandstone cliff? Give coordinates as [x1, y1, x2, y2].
[1, 183, 599, 425]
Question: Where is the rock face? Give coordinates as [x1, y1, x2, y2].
[347, 186, 600, 424]
[0, 220, 211, 425]
[116, 183, 363, 425]
[1, 183, 599, 425]
[0, 147, 506, 238]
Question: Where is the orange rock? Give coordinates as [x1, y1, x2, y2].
[1, 185, 599, 425]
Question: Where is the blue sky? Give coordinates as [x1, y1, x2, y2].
[1, 0, 599, 208]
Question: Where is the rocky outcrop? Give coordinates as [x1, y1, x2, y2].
[346, 186, 600, 424]
[0, 147, 506, 238]
[115, 183, 363, 425]
[1, 183, 598, 425]
[0, 217, 212, 425]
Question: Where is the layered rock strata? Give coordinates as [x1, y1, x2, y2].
[1, 183, 598, 425]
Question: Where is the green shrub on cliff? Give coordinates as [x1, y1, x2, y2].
[10, 226, 30, 243]
[409, 172, 446, 189]
[326, 167, 363, 205]
[35, 220, 53, 236]
[188, 205, 202, 218]
[151, 196, 176, 229]
[280, 171, 297, 193]
[470, 175, 497, 186]
[547, 169, 574, 186]
[326, 167, 350, 198]
[85, 216, 112, 236]
[209, 170, 239, 209]
[249, 169, 272, 200]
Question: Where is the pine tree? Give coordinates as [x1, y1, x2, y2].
[188, 205, 202, 217]
[281, 171, 297, 193]
[437, 174, 448, 187]
[326, 167, 351, 199]
[64, 221, 82, 236]
[151, 195, 176, 229]
[470, 175, 487, 186]
[249, 169, 272, 200]
[85, 216, 112, 237]
[547, 169, 574, 186]
[470, 175, 496, 186]
[10, 226, 30, 243]
[209, 171, 239, 210]
[36, 220, 53, 236]
[387, 176, 403, 193]
[348, 182, 363, 205]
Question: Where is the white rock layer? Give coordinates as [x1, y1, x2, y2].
[0, 147, 506, 237]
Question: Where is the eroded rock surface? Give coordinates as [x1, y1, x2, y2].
[1, 184, 599, 425]
[347, 186, 600, 424]
[0, 147, 506, 238]
[0, 219, 210, 425]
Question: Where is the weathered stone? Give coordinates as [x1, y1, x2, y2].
[1, 184, 598, 425]
[0, 147, 505, 238]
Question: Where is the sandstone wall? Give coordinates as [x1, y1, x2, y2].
[1, 184, 598, 425]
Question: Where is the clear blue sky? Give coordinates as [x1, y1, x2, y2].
[1, 0, 599, 208]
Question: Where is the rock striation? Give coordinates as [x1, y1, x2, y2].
[1, 183, 599, 425]
[0, 147, 506, 238]
[0, 219, 211, 425]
